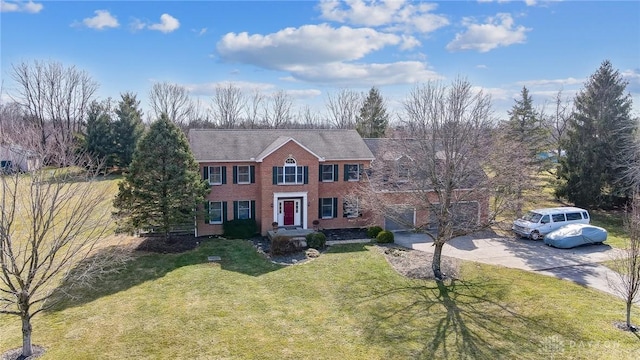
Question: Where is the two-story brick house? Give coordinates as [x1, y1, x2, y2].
[189, 129, 376, 236]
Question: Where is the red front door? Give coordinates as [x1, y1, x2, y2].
[283, 201, 295, 226]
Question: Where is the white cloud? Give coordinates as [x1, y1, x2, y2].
[82, 10, 119, 30]
[1, 0, 43, 13]
[516, 77, 584, 87]
[184, 81, 276, 97]
[287, 61, 443, 87]
[130, 18, 146, 32]
[318, 0, 449, 34]
[477, 0, 537, 5]
[217, 24, 402, 69]
[446, 13, 530, 52]
[148, 13, 180, 33]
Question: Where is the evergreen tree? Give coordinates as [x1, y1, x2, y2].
[502, 86, 548, 217]
[356, 87, 389, 138]
[505, 86, 548, 156]
[113, 92, 144, 169]
[113, 114, 210, 240]
[84, 100, 115, 168]
[557, 60, 636, 208]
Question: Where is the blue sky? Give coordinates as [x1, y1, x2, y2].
[1, 0, 639, 121]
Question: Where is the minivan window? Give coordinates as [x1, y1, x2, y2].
[523, 211, 542, 223]
[582, 211, 589, 220]
[552, 213, 566, 222]
[541, 215, 550, 224]
[566, 212, 582, 221]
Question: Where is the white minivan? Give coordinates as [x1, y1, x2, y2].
[512, 207, 590, 240]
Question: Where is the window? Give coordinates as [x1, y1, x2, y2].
[319, 198, 337, 219]
[236, 200, 251, 219]
[237, 166, 250, 184]
[204, 166, 226, 185]
[210, 166, 223, 185]
[321, 164, 338, 182]
[344, 164, 361, 181]
[397, 161, 410, 180]
[552, 213, 566, 222]
[541, 215, 550, 224]
[273, 159, 308, 185]
[208, 201, 224, 224]
[566, 212, 582, 221]
[343, 197, 360, 218]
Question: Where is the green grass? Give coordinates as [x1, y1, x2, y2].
[1, 239, 639, 359]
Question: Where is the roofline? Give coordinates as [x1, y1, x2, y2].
[255, 137, 324, 162]
[196, 157, 375, 163]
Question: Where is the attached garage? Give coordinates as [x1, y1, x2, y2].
[384, 208, 415, 231]
[428, 201, 479, 229]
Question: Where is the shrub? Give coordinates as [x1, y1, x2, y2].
[367, 226, 384, 239]
[305, 232, 327, 250]
[223, 219, 258, 239]
[376, 230, 394, 244]
[270, 235, 295, 256]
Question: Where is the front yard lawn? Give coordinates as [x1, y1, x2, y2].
[1, 238, 639, 359]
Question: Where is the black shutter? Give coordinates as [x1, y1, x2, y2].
[319, 165, 323, 182]
[344, 164, 349, 181]
[273, 166, 278, 184]
[250, 166, 255, 184]
[250, 200, 256, 219]
[204, 202, 210, 223]
[203, 166, 209, 182]
[222, 201, 228, 222]
[233, 201, 238, 219]
[343, 199, 347, 218]
[332, 198, 338, 218]
[318, 199, 322, 219]
[303, 166, 309, 184]
[333, 164, 339, 181]
[233, 166, 238, 184]
[359, 164, 364, 179]
[222, 166, 227, 184]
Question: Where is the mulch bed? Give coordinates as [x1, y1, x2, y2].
[134, 234, 201, 253]
[1, 345, 45, 360]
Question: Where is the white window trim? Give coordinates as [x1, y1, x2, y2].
[278, 165, 304, 185]
[209, 201, 223, 225]
[236, 200, 251, 219]
[209, 166, 222, 185]
[347, 164, 360, 181]
[321, 198, 335, 219]
[321, 164, 334, 182]
[237, 165, 250, 184]
[344, 197, 360, 218]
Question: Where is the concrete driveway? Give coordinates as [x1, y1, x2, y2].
[394, 231, 626, 298]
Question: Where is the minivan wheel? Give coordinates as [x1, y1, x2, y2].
[530, 231, 541, 240]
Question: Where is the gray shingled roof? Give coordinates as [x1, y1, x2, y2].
[189, 129, 375, 162]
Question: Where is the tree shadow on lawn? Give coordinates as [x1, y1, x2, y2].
[347, 277, 587, 359]
[46, 237, 283, 313]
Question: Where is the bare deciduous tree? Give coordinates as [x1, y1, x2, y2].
[543, 89, 573, 163]
[325, 89, 362, 129]
[265, 90, 293, 129]
[149, 82, 194, 129]
[245, 89, 265, 129]
[608, 194, 640, 332]
[361, 79, 516, 281]
[211, 83, 246, 129]
[10, 60, 98, 158]
[0, 135, 127, 358]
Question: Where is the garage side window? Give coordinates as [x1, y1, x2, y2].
[552, 213, 566, 222]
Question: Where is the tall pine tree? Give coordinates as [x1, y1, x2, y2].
[356, 87, 389, 138]
[557, 60, 636, 208]
[113, 114, 209, 240]
[113, 92, 144, 169]
[502, 86, 547, 217]
[84, 100, 116, 168]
